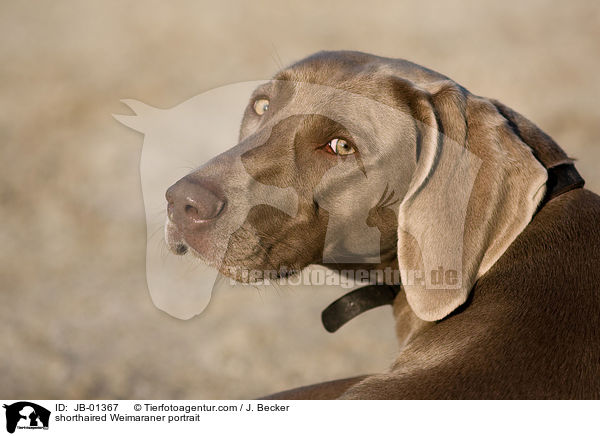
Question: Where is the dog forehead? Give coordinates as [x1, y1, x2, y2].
[278, 50, 449, 87]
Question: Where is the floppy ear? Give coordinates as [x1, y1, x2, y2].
[396, 79, 548, 321]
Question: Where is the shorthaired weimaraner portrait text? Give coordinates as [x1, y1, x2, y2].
[165, 51, 600, 399]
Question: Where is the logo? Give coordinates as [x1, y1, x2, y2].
[3, 402, 50, 434]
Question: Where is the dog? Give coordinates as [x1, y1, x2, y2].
[165, 51, 600, 399]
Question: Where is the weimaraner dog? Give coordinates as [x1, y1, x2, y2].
[165, 51, 600, 399]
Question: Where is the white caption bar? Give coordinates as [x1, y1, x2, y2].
[0, 400, 596, 435]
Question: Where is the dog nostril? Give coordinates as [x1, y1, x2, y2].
[175, 243, 188, 255]
[185, 204, 200, 219]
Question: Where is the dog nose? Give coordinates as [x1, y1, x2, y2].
[166, 178, 226, 227]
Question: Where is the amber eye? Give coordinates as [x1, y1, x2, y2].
[253, 98, 270, 115]
[327, 138, 356, 156]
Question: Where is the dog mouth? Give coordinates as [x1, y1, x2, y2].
[164, 217, 288, 281]
[164, 213, 227, 261]
[173, 243, 188, 255]
[165, 216, 313, 287]
[164, 218, 193, 256]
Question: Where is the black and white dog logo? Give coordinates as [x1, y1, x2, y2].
[3, 402, 50, 433]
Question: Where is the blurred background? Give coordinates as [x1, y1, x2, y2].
[1, 0, 598, 399]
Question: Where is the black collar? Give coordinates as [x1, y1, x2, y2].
[321, 284, 400, 332]
[321, 163, 585, 332]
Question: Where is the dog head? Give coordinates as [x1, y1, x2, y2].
[165, 51, 549, 321]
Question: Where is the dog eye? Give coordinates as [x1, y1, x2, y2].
[253, 98, 270, 115]
[327, 138, 356, 156]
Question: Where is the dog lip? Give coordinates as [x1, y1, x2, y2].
[165, 211, 222, 262]
[165, 218, 189, 255]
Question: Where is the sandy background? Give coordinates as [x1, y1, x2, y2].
[1, 1, 599, 399]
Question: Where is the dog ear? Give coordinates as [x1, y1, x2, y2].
[395, 79, 548, 321]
